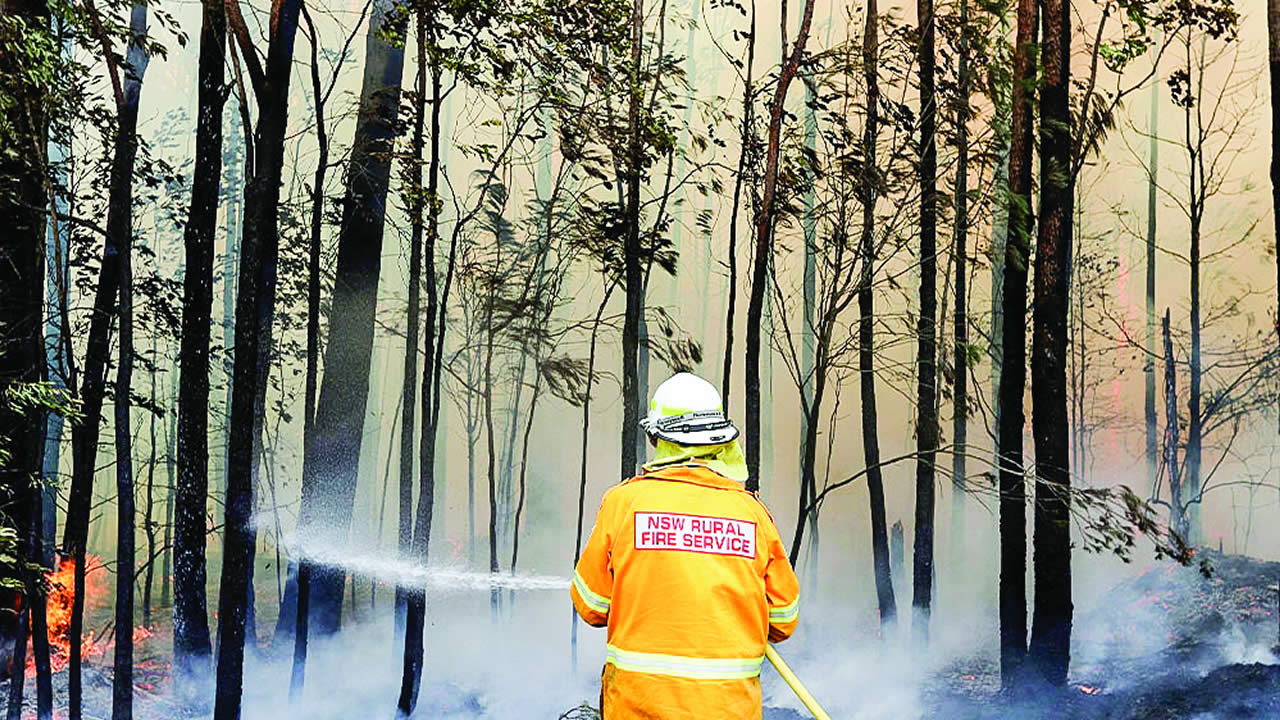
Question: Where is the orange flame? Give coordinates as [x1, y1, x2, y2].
[24, 555, 119, 678]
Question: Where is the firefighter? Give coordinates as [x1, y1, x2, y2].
[571, 372, 801, 720]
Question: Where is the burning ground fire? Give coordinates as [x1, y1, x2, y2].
[23, 555, 154, 679]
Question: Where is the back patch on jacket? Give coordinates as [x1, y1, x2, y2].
[634, 512, 757, 559]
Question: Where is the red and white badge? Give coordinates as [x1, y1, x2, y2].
[634, 512, 757, 559]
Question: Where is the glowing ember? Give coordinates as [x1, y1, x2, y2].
[1078, 685, 1103, 695]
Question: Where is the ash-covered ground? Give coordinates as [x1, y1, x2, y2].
[3, 551, 1277, 719]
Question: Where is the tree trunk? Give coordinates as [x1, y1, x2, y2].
[0, 2, 52, 711]
[1028, 0, 1074, 687]
[1145, 62, 1159, 500]
[303, 0, 408, 634]
[212, 1, 304, 716]
[999, 0, 1037, 693]
[721, 0, 756, 411]
[1270, 0, 1279, 343]
[174, 0, 223, 705]
[744, 0, 817, 491]
[394, 0, 428, 654]
[912, 0, 938, 648]
[857, 0, 897, 632]
[1184, 37, 1203, 544]
[110, 13, 150, 720]
[286, 5, 330, 696]
[620, 0, 645, 482]
[397, 22, 445, 710]
[950, 0, 970, 555]
[1163, 310, 1187, 539]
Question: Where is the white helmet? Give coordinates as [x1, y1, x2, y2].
[640, 373, 740, 446]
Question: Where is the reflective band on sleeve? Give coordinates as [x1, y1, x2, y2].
[606, 645, 764, 680]
[768, 597, 799, 624]
[573, 571, 611, 614]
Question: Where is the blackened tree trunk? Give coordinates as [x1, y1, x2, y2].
[999, 0, 1037, 693]
[1028, 0, 1073, 688]
[721, 0, 756, 409]
[858, 0, 897, 632]
[1270, 0, 1279, 341]
[174, 0, 223, 705]
[394, 0, 428, 656]
[283, 7, 330, 675]
[300, 0, 404, 630]
[212, 1, 303, 717]
[0, 0, 51, 710]
[620, 0, 645, 481]
[398, 18, 446, 710]
[744, 0, 817, 490]
[1183, 36, 1204, 544]
[950, 0, 970, 551]
[912, 0, 938, 648]
[110, 9, 150, 719]
[302, 0, 407, 634]
[1163, 310, 1186, 538]
[1145, 65, 1159, 500]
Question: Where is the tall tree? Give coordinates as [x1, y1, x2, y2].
[998, 0, 1036, 693]
[1271, 0, 1279, 338]
[912, 0, 938, 647]
[720, 0, 756, 410]
[61, 3, 150, 716]
[302, 0, 408, 634]
[109, 5, 150, 720]
[1145, 62, 1159, 501]
[858, 0, 897, 632]
[1028, 0, 1073, 688]
[620, 0, 645, 480]
[0, 0, 54, 714]
[213, 0, 305, 716]
[743, 0, 817, 490]
[173, 0, 223, 705]
[950, 0, 971, 552]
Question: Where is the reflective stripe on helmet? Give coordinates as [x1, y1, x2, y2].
[605, 644, 764, 680]
[768, 597, 799, 624]
[573, 571, 610, 614]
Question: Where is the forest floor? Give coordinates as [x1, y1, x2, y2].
[1, 550, 1276, 719]
[923, 550, 1280, 719]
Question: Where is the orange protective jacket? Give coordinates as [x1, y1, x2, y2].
[571, 462, 800, 720]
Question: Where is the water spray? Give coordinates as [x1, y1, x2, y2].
[290, 540, 570, 593]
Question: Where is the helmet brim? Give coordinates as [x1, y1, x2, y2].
[646, 423, 740, 447]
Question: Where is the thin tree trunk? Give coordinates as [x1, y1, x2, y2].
[395, 0, 429, 647]
[397, 24, 444, 710]
[143, 334, 157, 628]
[859, 0, 897, 632]
[303, 0, 408, 634]
[571, 288, 613, 669]
[1270, 0, 1279, 346]
[213, 1, 304, 716]
[1164, 310, 1186, 538]
[721, 1, 755, 410]
[1028, 0, 1074, 687]
[161, 369, 175, 609]
[912, 0, 938, 648]
[999, 0, 1037, 693]
[113, 168, 137, 720]
[950, 0, 970, 555]
[280, 5, 330, 662]
[1145, 65, 1159, 500]
[620, 0, 645, 482]
[1184, 35, 1203, 544]
[745, 0, 817, 490]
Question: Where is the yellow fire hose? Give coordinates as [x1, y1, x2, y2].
[764, 645, 833, 720]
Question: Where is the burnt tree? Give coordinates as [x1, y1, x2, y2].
[1028, 0, 1074, 688]
[912, 0, 938, 648]
[173, 0, 224, 705]
[998, 0, 1037, 693]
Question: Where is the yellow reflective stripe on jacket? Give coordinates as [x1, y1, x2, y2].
[768, 597, 799, 623]
[573, 571, 610, 614]
[605, 644, 764, 680]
